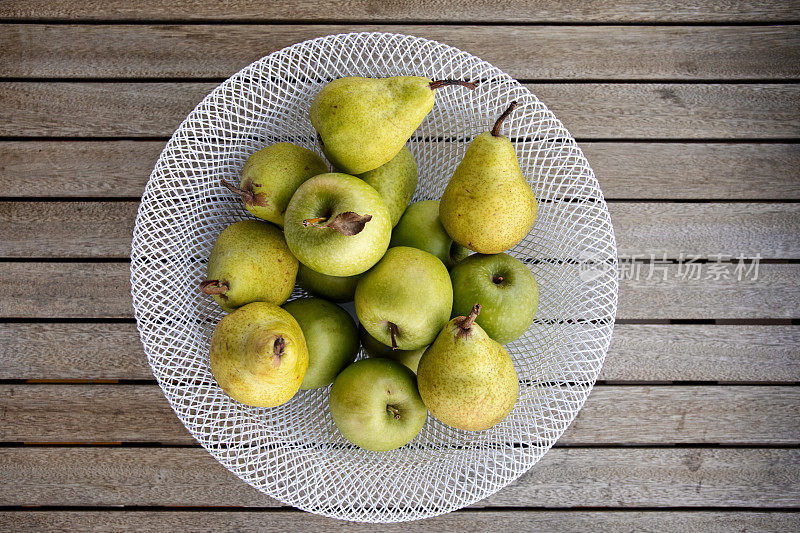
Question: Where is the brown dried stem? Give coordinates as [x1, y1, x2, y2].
[491, 101, 519, 137]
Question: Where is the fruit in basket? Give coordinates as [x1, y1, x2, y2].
[450, 253, 538, 344]
[390, 200, 469, 269]
[355, 246, 453, 351]
[209, 301, 308, 407]
[200, 220, 298, 312]
[356, 146, 418, 227]
[417, 304, 518, 431]
[296, 263, 361, 303]
[220, 143, 328, 227]
[284, 297, 359, 389]
[439, 102, 537, 254]
[360, 326, 427, 373]
[284, 173, 391, 276]
[329, 358, 427, 451]
[310, 76, 476, 174]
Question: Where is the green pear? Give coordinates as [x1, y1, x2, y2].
[417, 305, 518, 431]
[359, 325, 427, 374]
[355, 146, 418, 227]
[390, 200, 469, 268]
[201, 220, 298, 313]
[310, 76, 475, 174]
[283, 173, 392, 277]
[221, 143, 327, 227]
[450, 253, 538, 344]
[296, 263, 361, 303]
[439, 102, 538, 254]
[283, 297, 358, 389]
[209, 301, 308, 407]
[329, 358, 428, 451]
[355, 246, 452, 351]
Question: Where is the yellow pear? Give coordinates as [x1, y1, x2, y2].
[209, 302, 308, 407]
[439, 102, 537, 254]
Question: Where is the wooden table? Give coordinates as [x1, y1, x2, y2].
[1, 1, 799, 530]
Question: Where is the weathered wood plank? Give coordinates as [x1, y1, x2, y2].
[2, 142, 799, 200]
[1, 447, 797, 507]
[1, 323, 797, 382]
[4, 510, 799, 532]
[1, 262, 797, 319]
[2, 201, 797, 259]
[3, 24, 798, 80]
[2, 83, 797, 138]
[2, 1, 797, 22]
[1, 384, 796, 444]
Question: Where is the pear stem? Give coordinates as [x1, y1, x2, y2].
[271, 336, 285, 368]
[221, 178, 257, 205]
[388, 322, 399, 351]
[386, 405, 402, 420]
[199, 279, 228, 296]
[458, 304, 482, 334]
[491, 101, 519, 137]
[429, 79, 477, 91]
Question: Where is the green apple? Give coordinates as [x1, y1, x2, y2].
[450, 253, 538, 344]
[390, 200, 469, 268]
[355, 246, 453, 351]
[283, 173, 392, 276]
[296, 263, 361, 303]
[283, 297, 359, 389]
[359, 325, 426, 373]
[329, 358, 428, 451]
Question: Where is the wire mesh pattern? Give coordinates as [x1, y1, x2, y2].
[130, 33, 618, 522]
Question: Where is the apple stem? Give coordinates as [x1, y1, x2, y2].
[492, 275, 504, 284]
[271, 336, 285, 368]
[457, 304, 482, 336]
[302, 216, 329, 226]
[386, 405, 401, 420]
[221, 178, 257, 205]
[303, 212, 372, 236]
[388, 322, 399, 351]
[199, 279, 228, 296]
[429, 79, 477, 91]
[491, 101, 519, 137]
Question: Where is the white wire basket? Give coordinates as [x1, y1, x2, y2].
[131, 32, 618, 523]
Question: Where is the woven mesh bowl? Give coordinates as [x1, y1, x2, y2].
[131, 32, 618, 522]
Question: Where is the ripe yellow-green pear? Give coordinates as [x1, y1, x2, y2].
[201, 220, 298, 313]
[296, 263, 361, 303]
[356, 146, 418, 227]
[310, 76, 476, 174]
[439, 102, 537, 254]
[221, 143, 327, 227]
[417, 304, 518, 431]
[355, 246, 453, 351]
[209, 302, 308, 407]
[283, 173, 392, 277]
[359, 325, 427, 374]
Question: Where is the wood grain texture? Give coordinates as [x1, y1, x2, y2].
[2, 323, 796, 382]
[2, 447, 797, 507]
[1, 384, 797, 445]
[4, 510, 799, 532]
[2, 201, 797, 258]
[2, 1, 798, 22]
[1, 262, 797, 319]
[2, 82, 797, 138]
[2, 142, 799, 200]
[3, 24, 799, 80]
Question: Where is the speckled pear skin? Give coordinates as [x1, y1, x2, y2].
[355, 247, 453, 351]
[417, 313, 518, 431]
[209, 302, 308, 408]
[205, 220, 298, 313]
[439, 131, 537, 254]
[238, 143, 328, 227]
[310, 76, 435, 174]
[283, 173, 392, 277]
[355, 146, 418, 227]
